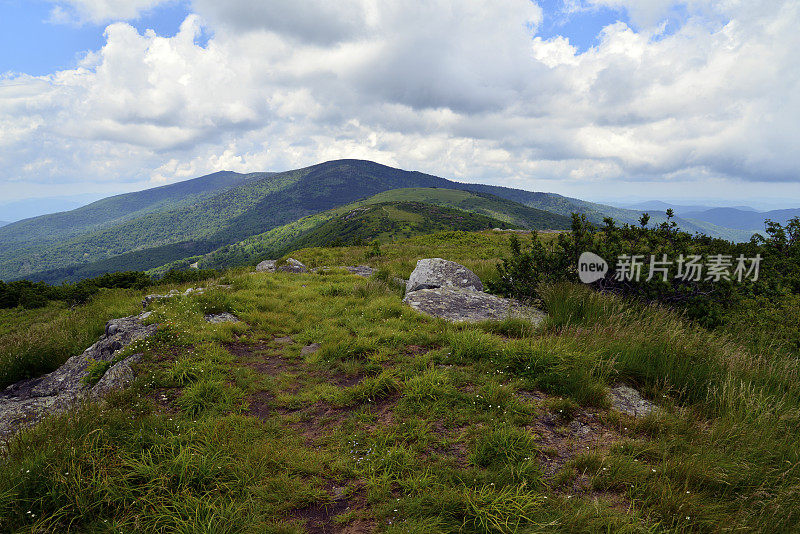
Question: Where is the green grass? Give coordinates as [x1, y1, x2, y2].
[1, 243, 800, 531]
[290, 229, 561, 284]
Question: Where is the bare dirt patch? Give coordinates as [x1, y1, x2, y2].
[289, 482, 373, 534]
[245, 390, 274, 419]
[530, 407, 625, 477]
[145, 387, 181, 414]
[224, 341, 303, 376]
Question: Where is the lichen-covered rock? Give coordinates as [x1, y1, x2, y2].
[403, 287, 545, 323]
[277, 258, 308, 273]
[204, 312, 239, 323]
[406, 258, 483, 294]
[0, 313, 157, 441]
[90, 354, 142, 398]
[256, 259, 277, 272]
[609, 385, 656, 417]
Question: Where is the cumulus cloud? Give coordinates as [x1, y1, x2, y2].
[47, 0, 174, 24]
[1, 0, 799, 202]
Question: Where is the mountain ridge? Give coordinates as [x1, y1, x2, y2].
[0, 159, 766, 283]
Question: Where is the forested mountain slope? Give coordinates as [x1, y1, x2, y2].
[148, 189, 572, 273]
[0, 159, 757, 283]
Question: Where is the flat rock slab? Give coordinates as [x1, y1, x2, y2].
[343, 265, 376, 278]
[403, 288, 546, 323]
[406, 258, 483, 293]
[204, 312, 240, 323]
[609, 385, 656, 417]
[0, 313, 157, 442]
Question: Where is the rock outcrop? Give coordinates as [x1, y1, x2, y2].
[405, 258, 483, 293]
[277, 258, 308, 273]
[256, 259, 277, 272]
[402, 258, 544, 323]
[0, 313, 157, 441]
[403, 288, 545, 324]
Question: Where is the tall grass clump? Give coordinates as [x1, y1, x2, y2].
[335, 369, 400, 406]
[177, 379, 244, 418]
[502, 337, 609, 406]
[446, 329, 503, 364]
[463, 483, 545, 533]
[471, 425, 541, 485]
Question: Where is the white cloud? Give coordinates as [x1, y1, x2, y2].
[47, 0, 175, 24]
[1, 0, 799, 204]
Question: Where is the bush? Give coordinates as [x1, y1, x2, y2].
[489, 213, 800, 330]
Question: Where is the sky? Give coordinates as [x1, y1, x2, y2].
[1, 0, 799, 213]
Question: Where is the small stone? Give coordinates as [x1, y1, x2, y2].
[609, 385, 656, 417]
[568, 419, 591, 436]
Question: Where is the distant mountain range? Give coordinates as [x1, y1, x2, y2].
[0, 194, 109, 223]
[0, 221, 8, 228]
[615, 201, 800, 232]
[619, 200, 760, 213]
[0, 159, 775, 283]
[681, 207, 800, 230]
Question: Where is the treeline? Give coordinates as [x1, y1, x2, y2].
[0, 269, 220, 310]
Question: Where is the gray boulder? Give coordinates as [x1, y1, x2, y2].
[277, 258, 308, 273]
[0, 313, 157, 441]
[256, 259, 277, 272]
[403, 288, 545, 324]
[406, 258, 483, 294]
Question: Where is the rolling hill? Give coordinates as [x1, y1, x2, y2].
[0, 159, 762, 283]
[147, 188, 573, 274]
